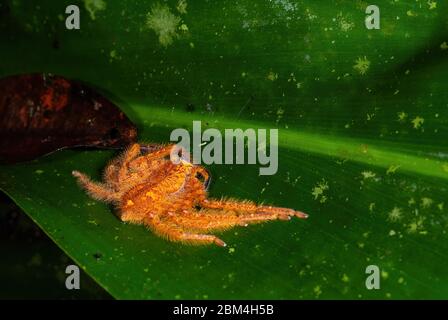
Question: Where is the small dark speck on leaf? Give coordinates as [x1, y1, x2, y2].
[93, 252, 103, 260]
[186, 103, 195, 112]
[52, 39, 60, 50]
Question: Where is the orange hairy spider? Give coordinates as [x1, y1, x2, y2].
[72, 143, 308, 247]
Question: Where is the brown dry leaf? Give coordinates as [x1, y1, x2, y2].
[0, 74, 137, 163]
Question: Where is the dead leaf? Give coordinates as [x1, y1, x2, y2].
[0, 74, 137, 163]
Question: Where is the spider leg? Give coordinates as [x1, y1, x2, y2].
[164, 209, 247, 233]
[200, 198, 308, 219]
[103, 157, 121, 189]
[72, 171, 119, 203]
[117, 143, 143, 182]
[139, 143, 165, 154]
[166, 206, 300, 235]
[144, 216, 226, 247]
[101, 143, 142, 189]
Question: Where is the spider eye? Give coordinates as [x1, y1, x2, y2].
[196, 170, 212, 190]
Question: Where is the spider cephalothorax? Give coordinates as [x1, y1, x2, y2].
[73, 143, 307, 246]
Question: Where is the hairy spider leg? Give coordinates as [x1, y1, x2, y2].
[179, 171, 308, 221]
[72, 171, 119, 203]
[163, 209, 249, 233]
[139, 143, 166, 154]
[144, 215, 227, 247]
[103, 157, 121, 189]
[116, 143, 143, 184]
[200, 198, 308, 219]
[163, 206, 301, 236]
[158, 169, 300, 237]
[99, 143, 143, 192]
[175, 165, 307, 220]
[106, 143, 174, 194]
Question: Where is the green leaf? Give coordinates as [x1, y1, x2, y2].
[1, 0, 448, 299]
